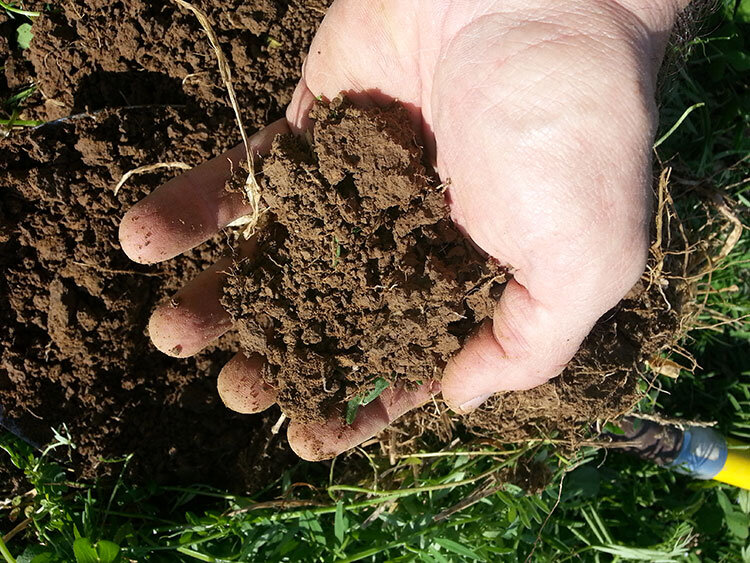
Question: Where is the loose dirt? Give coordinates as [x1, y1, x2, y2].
[223, 97, 504, 424]
[1, 0, 328, 487]
[1, 0, 686, 487]
[462, 277, 685, 443]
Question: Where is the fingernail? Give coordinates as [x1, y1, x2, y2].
[458, 393, 492, 413]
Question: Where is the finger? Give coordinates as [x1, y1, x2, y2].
[441, 279, 594, 414]
[217, 353, 277, 414]
[149, 256, 234, 357]
[119, 118, 290, 264]
[286, 79, 316, 134]
[287, 380, 440, 462]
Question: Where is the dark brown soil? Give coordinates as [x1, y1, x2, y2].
[0, 0, 686, 489]
[223, 97, 504, 424]
[1, 0, 328, 487]
[0, 461, 25, 501]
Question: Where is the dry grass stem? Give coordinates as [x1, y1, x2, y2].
[173, 0, 262, 236]
[113, 162, 191, 195]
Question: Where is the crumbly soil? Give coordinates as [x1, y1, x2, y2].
[1, 0, 329, 488]
[462, 277, 685, 442]
[223, 98, 505, 424]
[0, 0, 686, 488]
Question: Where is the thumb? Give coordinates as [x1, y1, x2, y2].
[441, 278, 597, 414]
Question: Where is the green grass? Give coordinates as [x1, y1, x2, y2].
[1, 76, 40, 133]
[1, 1, 749, 562]
[0, 1, 40, 19]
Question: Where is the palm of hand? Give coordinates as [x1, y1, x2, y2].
[120, 0, 668, 460]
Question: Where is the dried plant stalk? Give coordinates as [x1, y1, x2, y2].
[173, 0, 262, 235]
[113, 162, 191, 195]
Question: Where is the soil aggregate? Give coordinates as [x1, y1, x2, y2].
[223, 97, 505, 424]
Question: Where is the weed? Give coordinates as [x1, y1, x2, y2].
[345, 377, 389, 424]
[0, 1, 40, 18]
[1, 84, 41, 135]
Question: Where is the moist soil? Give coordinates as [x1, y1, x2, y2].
[1, 0, 329, 489]
[223, 97, 504, 425]
[0, 0, 684, 490]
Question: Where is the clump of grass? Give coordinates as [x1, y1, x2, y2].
[1, 84, 42, 136]
[4, 429, 748, 561]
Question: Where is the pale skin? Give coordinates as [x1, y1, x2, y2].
[119, 0, 688, 460]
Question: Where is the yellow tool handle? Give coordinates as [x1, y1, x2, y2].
[714, 439, 750, 490]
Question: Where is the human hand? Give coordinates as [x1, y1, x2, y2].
[119, 0, 686, 460]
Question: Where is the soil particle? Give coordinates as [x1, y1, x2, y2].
[222, 97, 505, 425]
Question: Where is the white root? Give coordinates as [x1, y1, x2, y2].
[113, 162, 191, 195]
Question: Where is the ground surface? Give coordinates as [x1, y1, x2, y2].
[0, 0, 328, 490]
[1, 0, 682, 494]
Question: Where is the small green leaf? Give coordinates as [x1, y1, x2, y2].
[717, 490, 750, 539]
[16, 23, 33, 49]
[361, 378, 389, 406]
[72, 538, 120, 563]
[96, 541, 121, 563]
[603, 421, 625, 436]
[736, 0, 750, 23]
[334, 501, 347, 543]
[433, 538, 481, 560]
[726, 510, 750, 540]
[17, 545, 54, 563]
[345, 399, 360, 425]
[345, 378, 389, 424]
[402, 456, 423, 466]
[738, 489, 750, 515]
[73, 538, 98, 563]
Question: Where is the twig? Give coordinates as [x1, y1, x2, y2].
[225, 499, 324, 517]
[173, 0, 262, 236]
[361, 499, 397, 528]
[434, 481, 504, 522]
[72, 261, 165, 277]
[2, 516, 31, 544]
[113, 162, 191, 195]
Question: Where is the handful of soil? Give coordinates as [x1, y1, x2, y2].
[222, 97, 505, 424]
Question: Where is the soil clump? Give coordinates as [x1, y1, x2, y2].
[223, 97, 505, 424]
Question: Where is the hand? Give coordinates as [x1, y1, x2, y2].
[119, 0, 685, 460]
